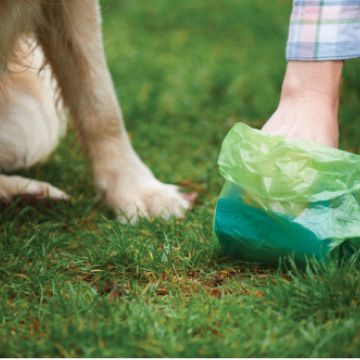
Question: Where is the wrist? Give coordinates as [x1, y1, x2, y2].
[280, 61, 343, 108]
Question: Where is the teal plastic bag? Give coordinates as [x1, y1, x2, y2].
[214, 122, 360, 264]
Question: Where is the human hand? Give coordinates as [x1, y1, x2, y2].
[262, 61, 343, 148]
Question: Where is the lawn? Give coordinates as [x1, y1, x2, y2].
[1, 0, 360, 357]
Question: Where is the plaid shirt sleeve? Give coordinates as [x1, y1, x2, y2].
[286, 0, 360, 60]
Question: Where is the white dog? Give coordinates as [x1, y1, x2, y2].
[0, 1, 193, 223]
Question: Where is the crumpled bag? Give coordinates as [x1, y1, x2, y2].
[214, 122, 360, 264]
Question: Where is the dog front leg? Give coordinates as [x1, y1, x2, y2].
[37, 0, 191, 223]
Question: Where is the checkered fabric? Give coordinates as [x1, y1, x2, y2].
[286, 0, 360, 60]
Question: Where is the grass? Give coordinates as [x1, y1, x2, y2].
[1, 0, 360, 357]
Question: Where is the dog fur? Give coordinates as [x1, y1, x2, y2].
[0, 0, 191, 222]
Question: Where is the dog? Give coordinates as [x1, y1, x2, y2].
[0, 0, 194, 223]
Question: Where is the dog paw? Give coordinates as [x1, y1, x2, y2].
[105, 178, 196, 224]
[18, 179, 69, 202]
[0, 175, 69, 203]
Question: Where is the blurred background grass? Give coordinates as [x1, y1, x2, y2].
[101, 0, 290, 183]
[1, 0, 360, 357]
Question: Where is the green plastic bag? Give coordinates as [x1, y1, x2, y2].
[214, 122, 360, 264]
